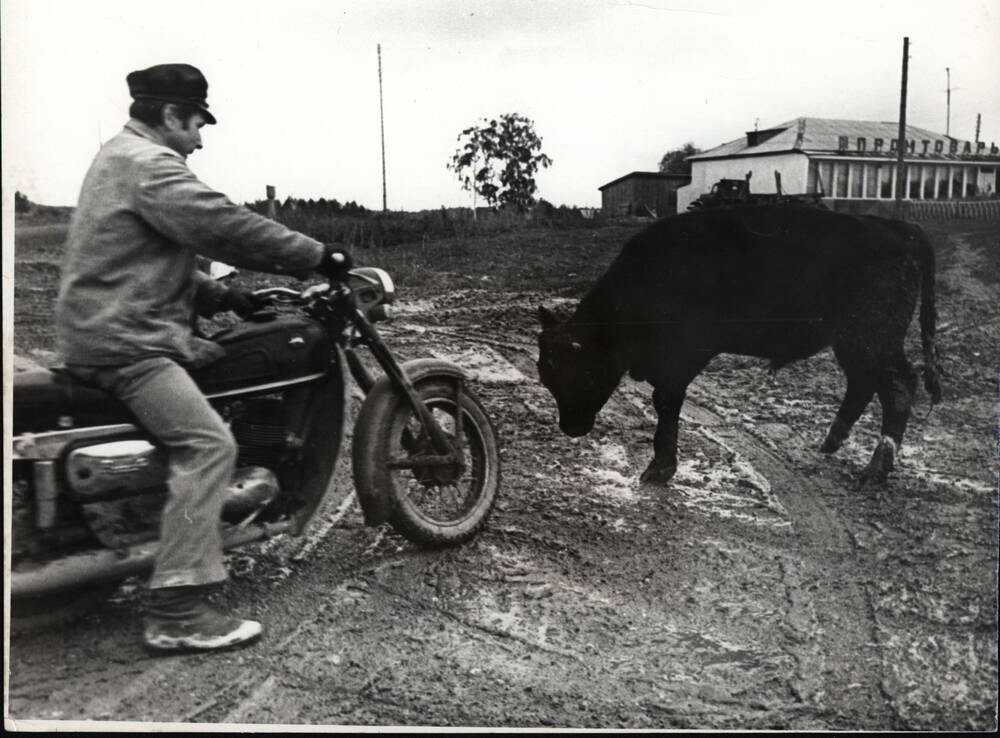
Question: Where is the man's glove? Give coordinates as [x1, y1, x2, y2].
[219, 288, 266, 318]
[316, 244, 354, 281]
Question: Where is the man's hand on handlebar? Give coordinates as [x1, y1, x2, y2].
[315, 244, 354, 281]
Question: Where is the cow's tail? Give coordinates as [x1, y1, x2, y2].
[914, 226, 943, 405]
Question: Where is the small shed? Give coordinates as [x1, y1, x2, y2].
[598, 171, 691, 217]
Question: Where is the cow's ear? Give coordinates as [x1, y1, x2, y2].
[538, 305, 558, 328]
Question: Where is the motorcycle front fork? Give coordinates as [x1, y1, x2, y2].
[345, 315, 463, 460]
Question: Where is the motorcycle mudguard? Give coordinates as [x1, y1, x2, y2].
[351, 358, 469, 526]
[288, 344, 352, 535]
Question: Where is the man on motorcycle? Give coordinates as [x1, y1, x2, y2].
[55, 63, 352, 653]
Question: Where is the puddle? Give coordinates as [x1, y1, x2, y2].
[487, 546, 617, 606]
[584, 467, 638, 501]
[392, 298, 436, 315]
[671, 459, 790, 529]
[675, 632, 766, 669]
[431, 346, 527, 384]
[597, 441, 632, 469]
[899, 444, 994, 494]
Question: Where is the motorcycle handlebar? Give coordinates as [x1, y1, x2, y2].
[252, 287, 301, 301]
[251, 283, 333, 304]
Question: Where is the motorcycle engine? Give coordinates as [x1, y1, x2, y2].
[230, 397, 293, 468]
[63, 397, 293, 500]
[65, 438, 168, 499]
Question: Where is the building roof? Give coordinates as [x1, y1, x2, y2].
[599, 170, 691, 190]
[689, 117, 999, 162]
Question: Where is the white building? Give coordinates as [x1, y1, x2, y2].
[677, 117, 1000, 212]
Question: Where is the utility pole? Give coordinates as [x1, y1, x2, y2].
[895, 37, 909, 218]
[378, 43, 387, 212]
[946, 67, 951, 136]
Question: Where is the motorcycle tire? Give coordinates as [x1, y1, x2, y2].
[353, 377, 500, 547]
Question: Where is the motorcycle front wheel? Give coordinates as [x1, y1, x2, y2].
[354, 377, 500, 547]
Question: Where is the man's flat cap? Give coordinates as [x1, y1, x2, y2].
[126, 63, 217, 124]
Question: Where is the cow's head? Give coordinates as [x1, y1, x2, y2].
[536, 305, 622, 438]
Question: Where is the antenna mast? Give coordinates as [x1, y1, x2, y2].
[378, 43, 387, 212]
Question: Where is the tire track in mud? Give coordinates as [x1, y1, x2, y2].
[382, 290, 898, 727]
[226, 273, 988, 727]
[8, 275, 994, 729]
[691, 385, 894, 719]
[391, 286, 993, 728]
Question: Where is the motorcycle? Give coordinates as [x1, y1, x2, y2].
[9, 266, 501, 631]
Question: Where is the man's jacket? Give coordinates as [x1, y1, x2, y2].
[56, 120, 325, 367]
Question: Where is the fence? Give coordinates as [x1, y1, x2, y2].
[828, 198, 1000, 221]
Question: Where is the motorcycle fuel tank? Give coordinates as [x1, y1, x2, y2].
[191, 315, 330, 396]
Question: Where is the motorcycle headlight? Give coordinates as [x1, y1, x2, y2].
[347, 267, 396, 321]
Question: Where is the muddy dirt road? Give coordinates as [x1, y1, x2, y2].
[6, 218, 997, 730]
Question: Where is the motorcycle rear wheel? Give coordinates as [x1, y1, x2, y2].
[354, 377, 500, 547]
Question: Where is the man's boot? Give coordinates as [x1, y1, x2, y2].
[144, 585, 262, 652]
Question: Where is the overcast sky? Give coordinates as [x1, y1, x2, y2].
[2, 0, 998, 211]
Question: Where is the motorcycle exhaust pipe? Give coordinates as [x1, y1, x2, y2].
[10, 520, 296, 599]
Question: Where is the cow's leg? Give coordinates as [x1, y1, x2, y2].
[819, 373, 876, 453]
[860, 352, 917, 487]
[822, 344, 877, 454]
[640, 384, 688, 484]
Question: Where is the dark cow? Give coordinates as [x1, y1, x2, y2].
[537, 205, 942, 487]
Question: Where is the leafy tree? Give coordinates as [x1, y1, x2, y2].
[659, 142, 701, 175]
[448, 113, 553, 212]
[15, 191, 33, 213]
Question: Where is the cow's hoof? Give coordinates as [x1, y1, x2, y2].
[819, 418, 851, 454]
[640, 462, 677, 486]
[858, 436, 897, 489]
[819, 436, 843, 454]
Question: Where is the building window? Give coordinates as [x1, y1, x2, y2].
[864, 164, 879, 198]
[922, 165, 935, 199]
[980, 167, 998, 197]
[908, 165, 920, 199]
[880, 165, 893, 198]
[966, 176, 979, 197]
[936, 168, 949, 199]
[835, 163, 848, 198]
[818, 161, 833, 196]
[850, 163, 864, 198]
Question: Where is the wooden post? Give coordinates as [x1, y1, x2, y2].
[266, 185, 277, 220]
[895, 37, 909, 219]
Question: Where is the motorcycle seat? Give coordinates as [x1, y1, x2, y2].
[13, 368, 137, 435]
